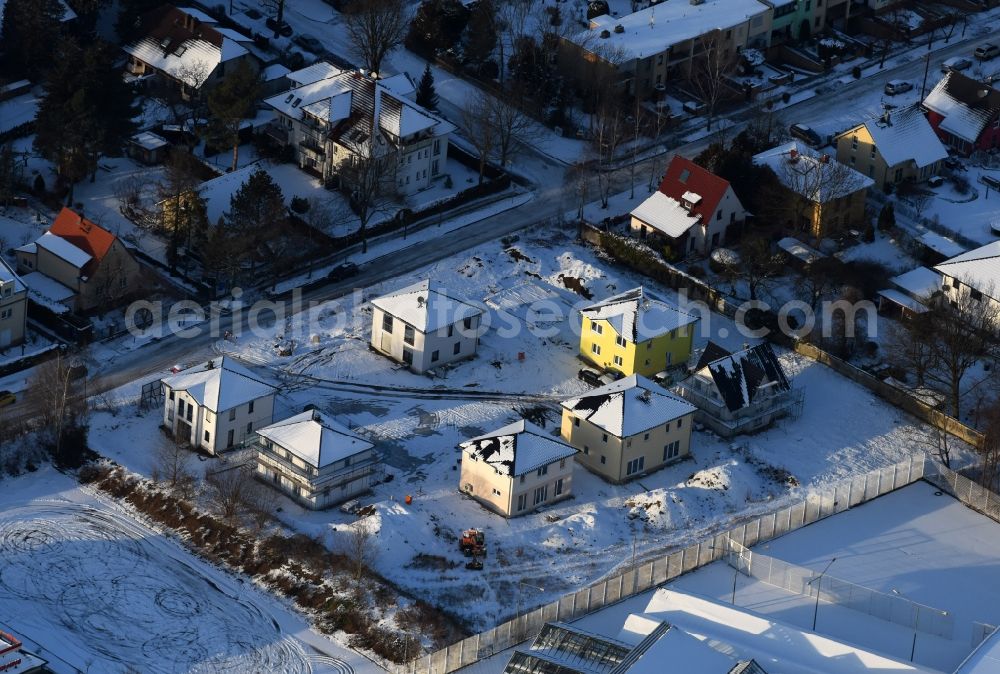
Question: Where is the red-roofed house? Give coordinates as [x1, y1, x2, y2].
[15, 208, 143, 312]
[922, 71, 1000, 156]
[630, 155, 746, 256]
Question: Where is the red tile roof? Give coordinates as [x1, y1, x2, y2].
[656, 155, 731, 225]
[48, 207, 117, 276]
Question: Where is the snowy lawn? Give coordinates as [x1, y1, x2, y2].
[0, 467, 381, 674]
[88, 223, 975, 631]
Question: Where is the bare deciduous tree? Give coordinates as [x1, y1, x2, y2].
[688, 32, 738, 132]
[343, 0, 408, 75]
[152, 437, 196, 499]
[342, 521, 376, 584]
[337, 140, 399, 254]
[26, 352, 89, 466]
[736, 236, 783, 302]
[980, 400, 1000, 490]
[591, 102, 625, 209]
[460, 93, 497, 185]
[207, 463, 255, 525]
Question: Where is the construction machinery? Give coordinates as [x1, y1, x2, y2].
[459, 529, 486, 557]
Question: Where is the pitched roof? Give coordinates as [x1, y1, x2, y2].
[35, 232, 91, 271]
[256, 410, 374, 468]
[580, 287, 699, 342]
[160, 356, 277, 413]
[753, 142, 874, 203]
[46, 207, 117, 276]
[561, 374, 696, 438]
[0, 258, 25, 293]
[695, 341, 733, 370]
[460, 420, 577, 477]
[696, 342, 791, 412]
[657, 155, 736, 226]
[934, 240, 1000, 301]
[371, 280, 483, 333]
[122, 5, 250, 87]
[629, 191, 701, 239]
[923, 71, 1000, 144]
[852, 105, 948, 169]
[890, 266, 941, 300]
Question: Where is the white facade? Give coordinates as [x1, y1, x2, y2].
[254, 410, 381, 510]
[369, 280, 483, 373]
[160, 357, 277, 454]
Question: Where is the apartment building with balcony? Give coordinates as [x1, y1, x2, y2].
[254, 409, 381, 510]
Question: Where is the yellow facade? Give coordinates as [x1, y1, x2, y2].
[579, 316, 694, 377]
[835, 124, 942, 191]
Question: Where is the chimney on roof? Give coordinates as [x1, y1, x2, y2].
[359, 68, 368, 77]
[206, 359, 215, 369]
[788, 148, 799, 163]
[820, 154, 830, 163]
[417, 296, 426, 308]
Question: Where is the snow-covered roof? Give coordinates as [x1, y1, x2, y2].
[923, 72, 1000, 145]
[262, 63, 291, 81]
[618, 616, 747, 674]
[0, 258, 25, 293]
[630, 191, 701, 238]
[130, 131, 169, 151]
[256, 410, 373, 469]
[573, 0, 768, 61]
[371, 280, 482, 333]
[460, 419, 577, 477]
[934, 240, 1000, 300]
[160, 356, 277, 413]
[264, 67, 454, 149]
[286, 61, 344, 87]
[853, 105, 948, 169]
[920, 231, 965, 258]
[581, 287, 699, 342]
[777, 237, 825, 265]
[122, 6, 249, 88]
[753, 142, 874, 203]
[890, 266, 941, 299]
[562, 374, 696, 438]
[695, 341, 791, 413]
[878, 288, 929, 314]
[35, 231, 91, 270]
[20, 271, 75, 313]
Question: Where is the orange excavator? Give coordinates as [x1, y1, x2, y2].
[459, 529, 486, 557]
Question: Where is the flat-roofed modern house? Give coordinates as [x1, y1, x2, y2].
[254, 409, 381, 509]
[160, 356, 277, 454]
[0, 259, 27, 348]
[675, 342, 801, 437]
[370, 280, 483, 374]
[561, 374, 696, 483]
[460, 420, 578, 518]
[579, 287, 699, 377]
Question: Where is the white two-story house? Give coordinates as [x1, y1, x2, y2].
[263, 64, 454, 195]
[160, 356, 277, 454]
[370, 280, 484, 374]
[254, 409, 381, 510]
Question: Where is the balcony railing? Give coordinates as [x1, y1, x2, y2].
[298, 137, 326, 156]
[263, 122, 288, 144]
[254, 441, 382, 493]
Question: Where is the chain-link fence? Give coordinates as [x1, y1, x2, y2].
[724, 537, 954, 639]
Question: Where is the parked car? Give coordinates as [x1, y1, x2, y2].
[789, 123, 822, 147]
[293, 35, 322, 53]
[578, 368, 603, 387]
[884, 80, 913, 95]
[975, 43, 1000, 61]
[944, 156, 963, 170]
[326, 261, 359, 282]
[265, 17, 293, 37]
[927, 175, 945, 187]
[942, 57, 972, 73]
[0, 390, 15, 407]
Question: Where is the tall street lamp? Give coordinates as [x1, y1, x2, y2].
[808, 557, 837, 632]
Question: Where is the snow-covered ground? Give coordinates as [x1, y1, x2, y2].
[0, 467, 381, 674]
[87, 222, 976, 632]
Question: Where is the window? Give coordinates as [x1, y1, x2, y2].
[613, 355, 623, 366]
[520, 474, 525, 484]
[644, 433, 650, 440]
[492, 488, 501, 496]
[433, 139, 441, 155]
[573, 417, 580, 427]
[679, 169, 690, 183]
[227, 429, 234, 447]
[463, 317, 473, 330]
[615, 335, 626, 347]
[601, 433, 608, 443]
[870, 146, 877, 159]
[591, 343, 601, 355]
[204, 431, 210, 442]
[533, 485, 547, 505]
[591, 322, 603, 334]
[186, 405, 193, 422]
[850, 156, 856, 165]
[664, 421, 670, 432]
[432, 159, 439, 175]
[626, 456, 645, 476]
[0, 309, 10, 319]
[402, 348, 414, 365]
[169, 390, 175, 400]
[716, 209, 722, 221]
[382, 314, 393, 333]
[663, 441, 680, 461]
[647, 341, 652, 349]
[447, 325, 454, 338]
[246, 422, 252, 434]
[404, 325, 415, 345]
[971, 289, 983, 301]
[453, 342, 461, 355]
[851, 136, 858, 150]
[560, 459, 566, 469]
[229, 408, 236, 421]
[537, 465, 548, 477]
[517, 494, 527, 511]
[600, 456, 606, 465]
[583, 446, 589, 454]
[248, 400, 254, 414]
[431, 350, 439, 362]
[677, 418, 683, 428]
[554, 478, 564, 496]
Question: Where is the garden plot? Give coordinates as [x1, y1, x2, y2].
[0, 469, 376, 674]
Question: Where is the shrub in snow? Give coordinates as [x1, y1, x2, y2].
[742, 48, 765, 67]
